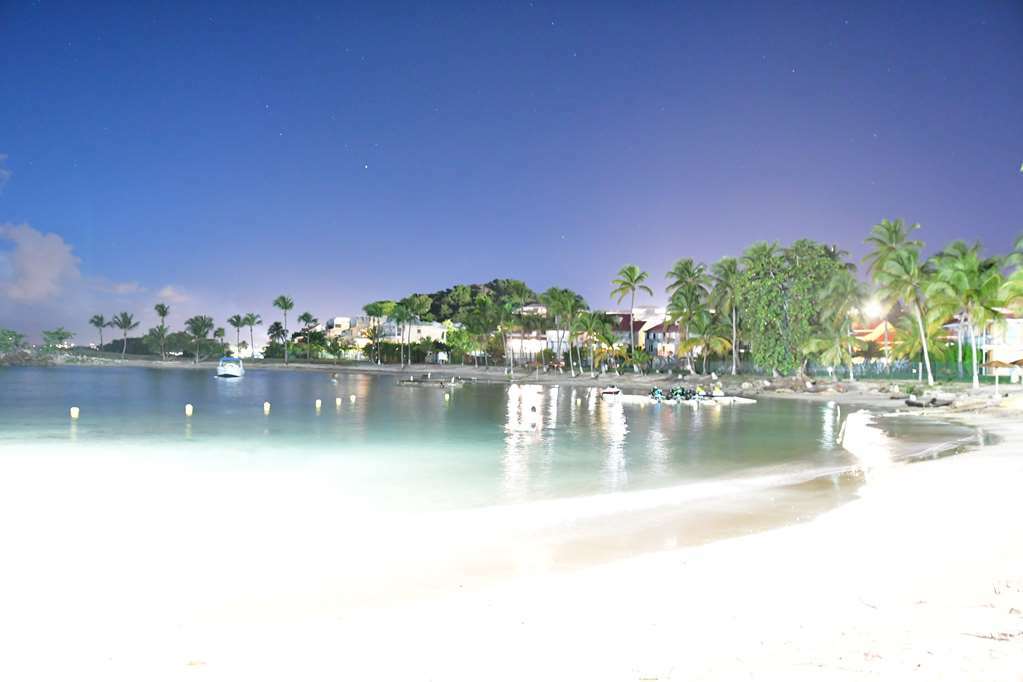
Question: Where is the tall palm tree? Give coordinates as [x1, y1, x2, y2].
[391, 300, 412, 367]
[297, 311, 318, 360]
[500, 294, 527, 373]
[184, 315, 215, 364]
[817, 269, 866, 381]
[891, 310, 949, 384]
[110, 312, 139, 359]
[680, 310, 733, 374]
[932, 240, 969, 378]
[573, 311, 604, 377]
[272, 295, 294, 364]
[89, 314, 108, 350]
[610, 264, 653, 370]
[267, 321, 286, 355]
[154, 303, 170, 360]
[214, 327, 226, 354]
[709, 257, 742, 375]
[863, 218, 923, 279]
[227, 314, 245, 355]
[364, 325, 384, 364]
[243, 313, 262, 359]
[927, 242, 1004, 389]
[562, 291, 588, 376]
[876, 247, 936, 386]
[665, 259, 710, 373]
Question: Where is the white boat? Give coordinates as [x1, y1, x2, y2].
[216, 356, 244, 378]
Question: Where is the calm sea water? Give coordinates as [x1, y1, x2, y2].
[0, 366, 975, 513]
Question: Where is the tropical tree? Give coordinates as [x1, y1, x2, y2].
[227, 315, 245, 354]
[243, 313, 262, 359]
[144, 324, 169, 358]
[709, 257, 742, 375]
[875, 247, 936, 386]
[364, 325, 384, 364]
[500, 293, 527, 373]
[154, 303, 170, 359]
[816, 269, 867, 381]
[665, 259, 710, 373]
[214, 327, 226, 354]
[41, 327, 74, 354]
[863, 218, 923, 278]
[679, 310, 732, 375]
[927, 242, 1004, 389]
[892, 309, 949, 384]
[610, 264, 653, 371]
[391, 300, 412, 367]
[110, 312, 140, 359]
[297, 311, 318, 360]
[325, 336, 354, 365]
[0, 329, 27, 355]
[273, 295, 295, 364]
[267, 321, 286, 343]
[89, 314, 108, 349]
[573, 311, 604, 377]
[184, 315, 214, 364]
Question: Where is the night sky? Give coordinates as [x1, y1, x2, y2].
[1, 1, 1021, 340]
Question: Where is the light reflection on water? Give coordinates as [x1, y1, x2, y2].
[0, 366, 982, 512]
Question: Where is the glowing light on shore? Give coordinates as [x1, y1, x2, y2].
[864, 299, 883, 319]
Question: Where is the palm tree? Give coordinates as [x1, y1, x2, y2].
[562, 291, 588, 376]
[364, 325, 384, 364]
[876, 247, 936, 386]
[272, 295, 294, 364]
[817, 269, 866, 381]
[89, 314, 108, 350]
[154, 303, 170, 360]
[500, 294, 526, 373]
[927, 242, 1004, 389]
[610, 264, 653, 371]
[391, 300, 411, 367]
[573, 311, 604, 377]
[709, 257, 742, 375]
[243, 313, 262, 359]
[146, 324, 169, 358]
[863, 218, 923, 278]
[214, 327, 227, 354]
[892, 310, 949, 384]
[665, 259, 710, 374]
[930, 241, 972, 377]
[680, 310, 733, 374]
[297, 311, 318, 360]
[110, 312, 139, 359]
[184, 315, 214, 364]
[227, 314, 245, 355]
[267, 321, 286, 357]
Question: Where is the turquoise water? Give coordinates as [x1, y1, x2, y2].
[0, 366, 973, 512]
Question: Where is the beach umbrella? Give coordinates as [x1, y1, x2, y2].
[982, 360, 1013, 394]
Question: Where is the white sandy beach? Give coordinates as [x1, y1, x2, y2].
[0, 401, 1020, 680]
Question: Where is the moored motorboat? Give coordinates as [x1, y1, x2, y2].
[216, 356, 244, 378]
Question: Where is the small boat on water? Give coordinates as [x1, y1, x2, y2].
[216, 356, 244, 378]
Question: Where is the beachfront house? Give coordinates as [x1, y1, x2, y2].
[983, 312, 1023, 378]
[643, 318, 680, 358]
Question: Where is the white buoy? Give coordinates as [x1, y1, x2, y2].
[69, 406, 80, 420]
[185, 403, 194, 417]
[263, 401, 271, 415]
[350, 394, 357, 403]
[335, 397, 342, 408]
[444, 393, 450, 401]
[315, 398, 322, 411]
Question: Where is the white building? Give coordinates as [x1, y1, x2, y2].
[984, 313, 1023, 377]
